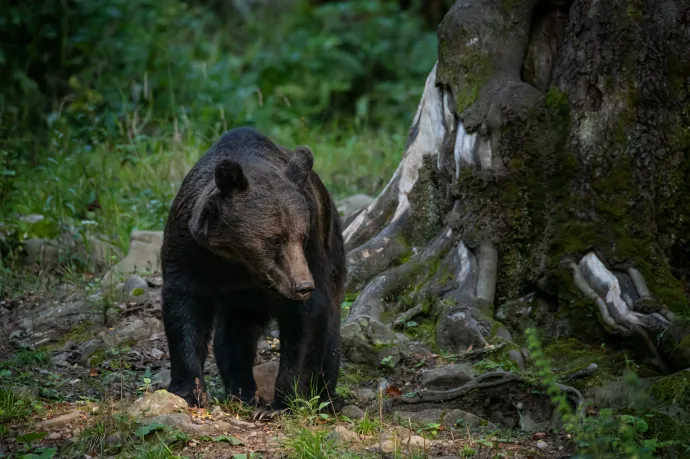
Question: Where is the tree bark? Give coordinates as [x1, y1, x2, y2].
[341, 0, 690, 375]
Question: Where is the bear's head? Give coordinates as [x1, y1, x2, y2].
[189, 146, 316, 301]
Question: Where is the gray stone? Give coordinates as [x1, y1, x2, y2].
[253, 361, 279, 402]
[152, 369, 171, 388]
[103, 230, 164, 282]
[436, 304, 510, 353]
[355, 388, 376, 401]
[508, 349, 525, 370]
[329, 426, 361, 445]
[78, 339, 108, 367]
[341, 315, 406, 367]
[585, 376, 656, 411]
[341, 405, 366, 419]
[102, 317, 162, 346]
[150, 348, 164, 360]
[519, 413, 549, 432]
[22, 238, 63, 267]
[420, 364, 476, 390]
[123, 275, 149, 299]
[394, 409, 444, 425]
[536, 440, 548, 450]
[17, 298, 99, 345]
[442, 409, 494, 429]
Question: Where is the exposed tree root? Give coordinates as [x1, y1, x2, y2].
[565, 252, 672, 374]
[384, 370, 585, 431]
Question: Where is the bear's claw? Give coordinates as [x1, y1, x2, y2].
[252, 405, 281, 421]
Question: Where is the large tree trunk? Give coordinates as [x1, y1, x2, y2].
[341, 0, 690, 379]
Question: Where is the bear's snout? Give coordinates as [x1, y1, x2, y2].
[293, 280, 315, 300]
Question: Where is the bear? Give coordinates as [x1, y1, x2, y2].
[160, 127, 346, 418]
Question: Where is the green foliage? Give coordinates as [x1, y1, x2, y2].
[524, 328, 675, 458]
[0, 0, 433, 267]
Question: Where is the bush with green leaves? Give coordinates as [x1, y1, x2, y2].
[524, 328, 677, 459]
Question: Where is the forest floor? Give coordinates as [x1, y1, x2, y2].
[0, 269, 578, 459]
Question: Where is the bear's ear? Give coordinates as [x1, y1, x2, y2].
[286, 146, 314, 188]
[215, 159, 248, 195]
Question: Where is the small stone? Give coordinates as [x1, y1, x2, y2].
[152, 369, 171, 388]
[329, 426, 361, 444]
[520, 413, 549, 432]
[210, 406, 224, 420]
[150, 348, 164, 360]
[127, 390, 188, 418]
[38, 410, 82, 429]
[48, 432, 62, 440]
[536, 440, 548, 450]
[442, 409, 495, 429]
[253, 361, 279, 402]
[420, 364, 476, 390]
[380, 436, 428, 453]
[123, 275, 149, 301]
[341, 405, 365, 420]
[355, 388, 376, 401]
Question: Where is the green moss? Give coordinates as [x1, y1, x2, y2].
[649, 369, 690, 410]
[437, 32, 494, 114]
[402, 319, 437, 351]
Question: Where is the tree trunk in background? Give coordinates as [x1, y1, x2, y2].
[341, 0, 690, 375]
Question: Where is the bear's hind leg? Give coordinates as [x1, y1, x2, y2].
[162, 291, 214, 407]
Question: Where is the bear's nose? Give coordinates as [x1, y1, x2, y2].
[294, 281, 315, 297]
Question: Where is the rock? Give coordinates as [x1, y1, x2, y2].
[420, 364, 476, 390]
[520, 413, 549, 432]
[508, 349, 525, 370]
[435, 303, 512, 353]
[355, 388, 376, 401]
[38, 410, 82, 429]
[443, 409, 494, 429]
[341, 405, 366, 419]
[103, 230, 163, 282]
[150, 348, 164, 360]
[78, 339, 108, 367]
[145, 413, 235, 437]
[22, 238, 63, 267]
[329, 426, 361, 445]
[102, 317, 162, 346]
[380, 436, 428, 453]
[536, 440, 548, 450]
[337, 194, 374, 222]
[585, 376, 655, 410]
[253, 361, 279, 402]
[152, 369, 172, 388]
[127, 390, 188, 418]
[123, 275, 149, 299]
[394, 409, 444, 425]
[47, 432, 62, 440]
[341, 315, 406, 367]
[210, 406, 224, 420]
[16, 298, 99, 345]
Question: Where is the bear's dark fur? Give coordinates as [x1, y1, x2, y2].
[160, 127, 346, 414]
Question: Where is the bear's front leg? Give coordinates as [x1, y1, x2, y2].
[253, 299, 341, 420]
[213, 298, 267, 406]
[162, 290, 214, 407]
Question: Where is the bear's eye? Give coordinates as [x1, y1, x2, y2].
[270, 236, 282, 246]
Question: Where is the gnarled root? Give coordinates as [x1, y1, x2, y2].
[564, 252, 672, 373]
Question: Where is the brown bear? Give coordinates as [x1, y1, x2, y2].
[160, 127, 346, 418]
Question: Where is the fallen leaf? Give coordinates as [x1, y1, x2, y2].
[89, 369, 99, 377]
[385, 385, 402, 397]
